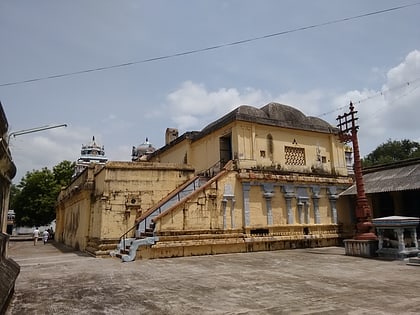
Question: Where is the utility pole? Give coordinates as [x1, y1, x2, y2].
[337, 102, 376, 240]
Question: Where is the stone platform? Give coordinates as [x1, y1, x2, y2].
[6, 240, 420, 314]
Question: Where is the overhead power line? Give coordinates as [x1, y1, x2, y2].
[316, 77, 420, 118]
[1, 2, 420, 87]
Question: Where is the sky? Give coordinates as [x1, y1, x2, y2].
[1, 1, 420, 183]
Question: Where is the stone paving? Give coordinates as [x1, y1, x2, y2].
[5, 240, 420, 315]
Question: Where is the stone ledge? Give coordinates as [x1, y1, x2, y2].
[136, 235, 341, 259]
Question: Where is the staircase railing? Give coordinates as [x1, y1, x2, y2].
[116, 160, 233, 255]
[136, 176, 204, 236]
[151, 160, 233, 224]
[117, 175, 203, 251]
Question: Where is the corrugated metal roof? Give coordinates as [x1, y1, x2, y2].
[340, 162, 420, 195]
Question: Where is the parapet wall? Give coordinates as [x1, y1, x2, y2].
[0, 233, 20, 314]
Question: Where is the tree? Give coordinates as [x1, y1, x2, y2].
[362, 139, 420, 167]
[10, 160, 75, 227]
[53, 160, 76, 187]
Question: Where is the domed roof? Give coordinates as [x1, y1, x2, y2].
[132, 138, 156, 161]
[260, 102, 307, 123]
[199, 102, 335, 139]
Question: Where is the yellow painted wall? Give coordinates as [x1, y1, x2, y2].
[235, 121, 348, 176]
[149, 139, 191, 165]
[58, 190, 91, 250]
[154, 120, 348, 178]
[155, 169, 351, 235]
[56, 162, 195, 252]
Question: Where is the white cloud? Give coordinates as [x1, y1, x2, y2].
[330, 50, 420, 155]
[161, 50, 420, 158]
[164, 81, 272, 131]
[273, 89, 329, 117]
[10, 50, 420, 183]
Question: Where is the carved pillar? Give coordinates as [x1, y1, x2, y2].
[297, 200, 304, 224]
[311, 186, 321, 224]
[222, 199, 227, 230]
[262, 183, 274, 226]
[282, 185, 295, 224]
[230, 198, 236, 228]
[304, 202, 310, 224]
[223, 183, 235, 229]
[328, 186, 338, 224]
[242, 182, 251, 227]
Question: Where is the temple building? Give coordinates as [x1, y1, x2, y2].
[73, 136, 107, 177]
[56, 102, 354, 260]
[131, 138, 156, 161]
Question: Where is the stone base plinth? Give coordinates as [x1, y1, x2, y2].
[377, 247, 419, 260]
[344, 239, 378, 258]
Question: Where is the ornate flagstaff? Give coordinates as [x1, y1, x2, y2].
[337, 102, 376, 240]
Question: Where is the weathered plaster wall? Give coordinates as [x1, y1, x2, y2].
[57, 162, 195, 255]
[156, 170, 351, 235]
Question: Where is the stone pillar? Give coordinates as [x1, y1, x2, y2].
[262, 183, 274, 226]
[304, 202, 310, 224]
[282, 185, 295, 224]
[223, 184, 235, 229]
[230, 198, 236, 228]
[242, 182, 251, 227]
[311, 186, 321, 224]
[411, 228, 418, 249]
[222, 199, 227, 229]
[377, 229, 384, 250]
[396, 228, 405, 252]
[328, 186, 338, 224]
[297, 200, 304, 224]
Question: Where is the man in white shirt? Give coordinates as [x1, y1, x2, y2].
[42, 229, 49, 245]
[33, 227, 40, 246]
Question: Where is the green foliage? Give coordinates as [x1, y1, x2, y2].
[362, 139, 420, 168]
[53, 160, 76, 187]
[10, 160, 75, 227]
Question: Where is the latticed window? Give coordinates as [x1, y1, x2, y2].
[284, 146, 306, 166]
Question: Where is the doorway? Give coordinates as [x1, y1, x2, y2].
[219, 135, 232, 168]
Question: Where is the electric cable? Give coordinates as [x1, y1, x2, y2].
[1, 2, 419, 87]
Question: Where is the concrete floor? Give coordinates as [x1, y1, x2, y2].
[5, 240, 420, 315]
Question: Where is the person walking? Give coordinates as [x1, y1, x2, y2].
[33, 227, 40, 246]
[42, 229, 49, 245]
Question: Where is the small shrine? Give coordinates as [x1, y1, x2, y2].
[74, 136, 108, 176]
[372, 216, 420, 259]
[131, 138, 156, 161]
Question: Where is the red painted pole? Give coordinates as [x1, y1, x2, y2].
[338, 102, 376, 240]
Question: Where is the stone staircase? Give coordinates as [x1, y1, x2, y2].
[110, 175, 210, 262]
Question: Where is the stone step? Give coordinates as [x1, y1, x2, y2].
[406, 256, 420, 266]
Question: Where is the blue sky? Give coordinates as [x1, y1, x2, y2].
[1, 1, 420, 182]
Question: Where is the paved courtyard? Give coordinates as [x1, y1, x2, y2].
[5, 240, 420, 315]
